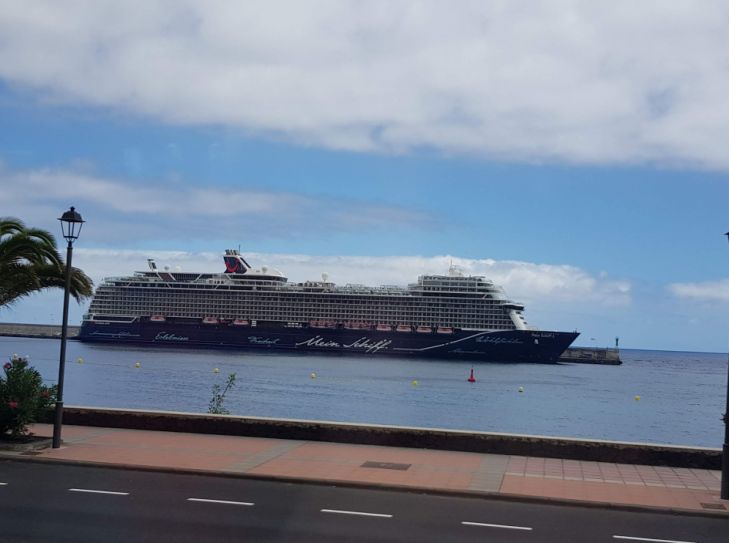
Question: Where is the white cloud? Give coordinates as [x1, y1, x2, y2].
[669, 279, 729, 303]
[1, 1, 729, 168]
[0, 163, 432, 242]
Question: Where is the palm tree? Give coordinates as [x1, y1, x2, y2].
[0, 217, 93, 308]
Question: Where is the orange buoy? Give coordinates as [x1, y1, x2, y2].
[467, 368, 476, 383]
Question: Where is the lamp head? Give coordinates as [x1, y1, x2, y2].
[58, 206, 84, 242]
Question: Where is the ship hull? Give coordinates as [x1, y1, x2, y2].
[78, 321, 578, 363]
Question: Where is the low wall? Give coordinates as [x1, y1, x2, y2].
[58, 407, 721, 469]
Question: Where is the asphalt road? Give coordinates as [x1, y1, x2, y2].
[0, 460, 726, 542]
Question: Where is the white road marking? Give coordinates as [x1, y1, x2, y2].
[68, 488, 129, 496]
[462, 521, 533, 531]
[0, 482, 7, 486]
[613, 536, 696, 543]
[321, 508, 393, 518]
[187, 498, 254, 506]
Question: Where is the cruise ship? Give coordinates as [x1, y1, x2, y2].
[78, 250, 579, 363]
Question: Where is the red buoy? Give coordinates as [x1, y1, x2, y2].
[467, 368, 476, 383]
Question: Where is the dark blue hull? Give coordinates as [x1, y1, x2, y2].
[78, 321, 578, 363]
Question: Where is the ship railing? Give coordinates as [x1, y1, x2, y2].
[338, 285, 409, 295]
[105, 275, 168, 284]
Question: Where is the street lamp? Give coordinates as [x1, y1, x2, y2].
[52, 206, 84, 448]
[723, 231, 729, 500]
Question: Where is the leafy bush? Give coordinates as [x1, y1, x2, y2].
[208, 373, 236, 415]
[0, 354, 57, 437]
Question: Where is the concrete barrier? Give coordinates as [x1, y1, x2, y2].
[55, 406, 721, 469]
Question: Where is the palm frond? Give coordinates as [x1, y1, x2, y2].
[33, 264, 94, 302]
[0, 217, 25, 237]
[0, 218, 93, 308]
[0, 263, 42, 307]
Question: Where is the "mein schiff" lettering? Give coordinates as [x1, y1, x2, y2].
[296, 335, 392, 353]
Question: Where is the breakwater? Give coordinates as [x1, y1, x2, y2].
[559, 347, 621, 365]
[0, 322, 79, 339]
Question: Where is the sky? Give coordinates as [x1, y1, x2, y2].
[1, 1, 728, 352]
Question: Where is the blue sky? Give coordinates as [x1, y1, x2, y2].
[1, 1, 729, 352]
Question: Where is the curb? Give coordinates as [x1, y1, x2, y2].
[0, 437, 52, 453]
[3, 453, 727, 520]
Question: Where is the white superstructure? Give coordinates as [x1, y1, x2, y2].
[86, 250, 532, 331]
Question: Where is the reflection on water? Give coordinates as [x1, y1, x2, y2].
[1, 337, 725, 447]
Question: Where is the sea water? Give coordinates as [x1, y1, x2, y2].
[1, 336, 726, 448]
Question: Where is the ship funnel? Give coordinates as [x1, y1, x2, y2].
[223, 249, 252, 274]
[147, 258, 157, 270]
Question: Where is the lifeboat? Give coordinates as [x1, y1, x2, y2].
[436, 327, 454, 334]
[150, 315, 166, 322]
[232, 319, 249, 326]
[416, 325, 433, 334]
[202, 316, 219, 324]
[396, 325, 412, 333]
[310, 320, 336, 329]
[344, 322, 371, 330]
[376, 324, 393, 332]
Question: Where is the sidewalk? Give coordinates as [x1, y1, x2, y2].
[3, 423, 727, 516]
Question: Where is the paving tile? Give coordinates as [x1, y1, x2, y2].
[468, 454, 509, 492]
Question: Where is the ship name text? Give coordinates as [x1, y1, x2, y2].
[248, 336, 280, 345]
[155, 332, 189, 342]
[90, 331, 140, 339]
[295, 335, 392, 353]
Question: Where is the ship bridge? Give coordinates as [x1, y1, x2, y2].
[411, 274, 499, 297]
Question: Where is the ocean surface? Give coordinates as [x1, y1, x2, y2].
[1, 336, 726, 448]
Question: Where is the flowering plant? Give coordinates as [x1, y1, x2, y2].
[0, 354, 57, 437]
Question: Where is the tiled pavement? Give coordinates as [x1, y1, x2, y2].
[3, 423, 726, 516]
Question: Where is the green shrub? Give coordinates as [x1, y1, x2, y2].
[208, 373, 236, 415]
[0, 354, 57, 437]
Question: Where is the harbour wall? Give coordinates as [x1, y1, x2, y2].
[54, 406, 720, 469]
[559, 347, 621, 365]
[0, 322, 79, 339]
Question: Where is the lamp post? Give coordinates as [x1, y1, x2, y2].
[52, 206, 84, 449]
[723, 231, 729, 500]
